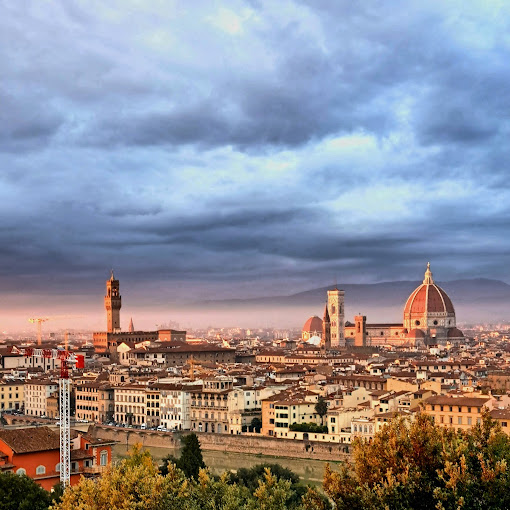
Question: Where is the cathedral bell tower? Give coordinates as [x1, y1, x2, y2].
[105, 270, 122, 333]
[327, 288, 345, 348]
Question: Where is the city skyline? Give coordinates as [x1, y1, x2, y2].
[2, 2, 510, 329]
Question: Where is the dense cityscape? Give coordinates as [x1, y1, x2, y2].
[3, 264, 510, 507]
[3, 1, 510, 508]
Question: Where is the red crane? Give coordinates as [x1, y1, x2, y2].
[11, 346, 84, 487]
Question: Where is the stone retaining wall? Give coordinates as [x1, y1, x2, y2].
[89, 425, 350, 462]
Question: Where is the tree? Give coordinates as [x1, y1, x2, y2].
[252, 468, 294, 510]
[0, 471, 52, 510]
[175, 433, 205, 479]
[53, 444, 300, 510]
[314, 397, 328, 426]
[230, 463, 306, 509]
[323, 411, 510, 510]
[53, 444, 174, 510]
[251, 417, 262, 433]
[159, 453, 178, 476]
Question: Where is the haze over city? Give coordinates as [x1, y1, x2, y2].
[2, 1, 510, 331]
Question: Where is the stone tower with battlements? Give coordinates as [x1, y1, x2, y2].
[327, 288, 345, 348]
[104, 270, 122, 333]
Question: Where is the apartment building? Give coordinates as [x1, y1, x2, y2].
[262, 389, 320, 438]
[24, 379, 58, 417]
[422, 394, 491, 430]
[75, 382, 115, 423]
[190, 377, 234, 433]
[159, 384, 192, 430]
[0, 381, 24, 412]
[114, 384, 147, 426]
[145, 386, 161, 428]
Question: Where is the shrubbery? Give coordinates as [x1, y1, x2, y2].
[289, 422, 328, 433]
[47, 411, 510, 510]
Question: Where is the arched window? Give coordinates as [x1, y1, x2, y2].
[16, 468, 26, 475]
[56, 463, 61, 472]
[100, 450, 108, 466]
[36, 465, 46, 475]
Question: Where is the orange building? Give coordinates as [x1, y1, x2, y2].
[0, 426, 114, 490]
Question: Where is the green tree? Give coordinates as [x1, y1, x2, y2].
[53, 443, 174, 510]
[252, 468, 293, 510]
[159, 453, 178, 476]
[314, 397, 328, 426]
[323, 411, 510, 510]
[175, 433, 206, 479]
[0, 471, 52, 510]
[251, 417, 262, 432]
[230, 463, 305, 509]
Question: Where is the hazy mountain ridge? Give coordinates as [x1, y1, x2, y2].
[196, 278, 510, 310]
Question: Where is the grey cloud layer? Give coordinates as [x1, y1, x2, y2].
[1, 0, 510, 304]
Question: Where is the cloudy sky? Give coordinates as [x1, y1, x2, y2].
[2, 1, 510, 330]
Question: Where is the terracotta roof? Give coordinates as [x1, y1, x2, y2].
[0, 427, 59, 453]
[425, 395, 490, 407]
[302, 316, 323, 334]
[489, 408, 510, 420]
[71, 449, 94, 460]
[404, 283, 455, 315]
[407, 328, 426, 339]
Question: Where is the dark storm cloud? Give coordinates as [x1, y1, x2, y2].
[2, 0, 510, 328]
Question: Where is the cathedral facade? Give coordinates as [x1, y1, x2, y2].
[302, 264, 464, 349]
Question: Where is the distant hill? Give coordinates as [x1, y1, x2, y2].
[197, 278, 510, 308]
[194, 278, 510, 325]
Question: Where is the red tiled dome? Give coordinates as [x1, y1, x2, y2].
[404, 284, 455, 315]
[403, 263, 455, 316]
[407, 328, 426, 338]
[302, 316, 323, 334]
[447, 327, 464, 338]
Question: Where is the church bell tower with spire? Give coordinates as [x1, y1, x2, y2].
[105, 270, 122, 333]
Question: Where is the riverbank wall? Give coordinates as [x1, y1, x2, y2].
[89, 425, 350, 462]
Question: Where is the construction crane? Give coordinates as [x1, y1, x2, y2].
[28, 315, 85, 346]
[11, 346, 84, 488]
[28, 318, 49, 346]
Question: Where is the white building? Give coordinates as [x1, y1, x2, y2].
[24, 378, 58, 417]
[159, 384, 193, 431]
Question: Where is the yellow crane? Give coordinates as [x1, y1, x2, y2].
[28, 315, 85, 346]
[28, 318, 49, 346]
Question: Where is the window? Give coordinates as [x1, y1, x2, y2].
[100, 450, 108, 466]
[16, 468, 26, 475]
[55, 463, 61, 472]
[36, 465, 46, 475]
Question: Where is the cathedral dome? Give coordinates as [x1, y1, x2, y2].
[302, 316, 323, 341]
[403, 263, 456, 332]
[447, 327, 464, 339]
[302, 316, 323, 335]
[404, 263, 454, 316]
[406, 328, 426, 339]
